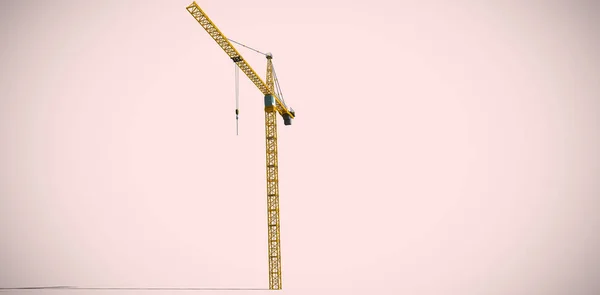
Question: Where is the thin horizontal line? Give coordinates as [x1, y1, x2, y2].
[0, 286, 269, 291]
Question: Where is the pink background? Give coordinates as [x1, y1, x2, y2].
[1, 0, 599, 294]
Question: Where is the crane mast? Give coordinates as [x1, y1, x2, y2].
[264, 56, 281, 289]
[186, 1, 294, 290]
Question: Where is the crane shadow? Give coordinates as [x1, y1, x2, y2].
[0, 286, 269, 291]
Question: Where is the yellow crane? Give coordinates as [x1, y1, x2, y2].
[186, 1, 295, 290]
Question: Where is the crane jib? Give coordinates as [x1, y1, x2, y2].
[186, 1, 294, 122]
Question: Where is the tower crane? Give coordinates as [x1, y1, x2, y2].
[186, 1, 294, 290]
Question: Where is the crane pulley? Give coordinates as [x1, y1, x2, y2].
[186, 1, 295, 290]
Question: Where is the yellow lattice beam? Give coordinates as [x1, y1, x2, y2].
[186, 1, 294, 120]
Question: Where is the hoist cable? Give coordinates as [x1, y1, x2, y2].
[235, 63, 240, 135]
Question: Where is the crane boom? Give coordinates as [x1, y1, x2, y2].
[186, 1, 294, 120]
